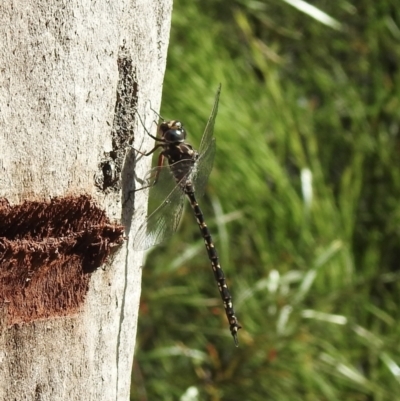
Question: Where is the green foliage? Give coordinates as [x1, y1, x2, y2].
[132, 1, 400, 400]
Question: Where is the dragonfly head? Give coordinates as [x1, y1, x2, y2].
[159, 120, 186, 143]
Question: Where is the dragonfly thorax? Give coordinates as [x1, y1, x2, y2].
[159, 120, 186, 143]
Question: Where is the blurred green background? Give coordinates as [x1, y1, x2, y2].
[131, 0, 400, 400]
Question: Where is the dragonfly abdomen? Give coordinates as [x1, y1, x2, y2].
[185, 188, 241, 345]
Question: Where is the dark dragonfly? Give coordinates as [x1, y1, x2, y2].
[134, 85, 241, 345]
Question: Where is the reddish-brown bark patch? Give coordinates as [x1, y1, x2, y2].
[0, 195, 125, 326]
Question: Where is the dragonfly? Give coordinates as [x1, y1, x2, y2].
[134, 85, 241, 345]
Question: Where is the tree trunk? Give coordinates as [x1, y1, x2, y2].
[0, 1, 172, 400]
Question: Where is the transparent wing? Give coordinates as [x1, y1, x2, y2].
[192, 85, 220, 197]
[133, 166, 185, 250]
[192, 139, 216, 198]
[198, 85, 221, 156]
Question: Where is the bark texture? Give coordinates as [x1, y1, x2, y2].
[0, 0, 172, 400]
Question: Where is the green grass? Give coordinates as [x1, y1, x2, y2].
[131, 1, 400, 400]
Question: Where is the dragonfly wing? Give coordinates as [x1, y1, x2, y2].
[133, 162, 188, 250]
[133, 181, 185, 250]
[141, 164, 177, 204]
[198, 85, 221, 156]
[192, 85, 220, 197]
[192, 138, 216, 198]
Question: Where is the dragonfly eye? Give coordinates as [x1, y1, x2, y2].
[160, 121, 186, 143]
[164, 129, 186, 142]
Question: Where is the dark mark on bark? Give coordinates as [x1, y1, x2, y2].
[95, 47, 138, 192]
[0, 195, 125, 326]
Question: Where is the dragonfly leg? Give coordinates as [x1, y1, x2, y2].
[135, 105, 160, 143]
[134, 153, 165, 193]
[143, 98, 165, 122]
[123, 148, 165, 206]
[129, 143, 164, 157]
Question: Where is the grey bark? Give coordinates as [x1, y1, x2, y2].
[0, 0, 172, 400]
